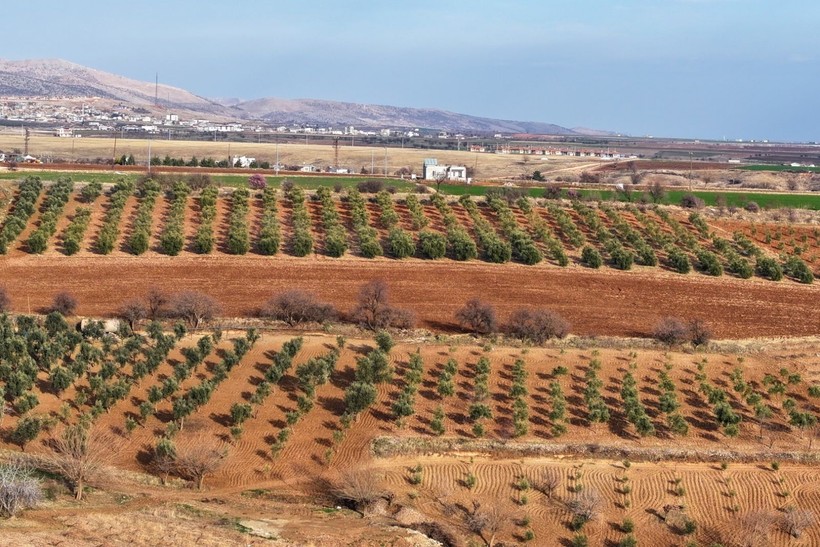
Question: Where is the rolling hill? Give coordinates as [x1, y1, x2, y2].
[0, 58, 599, 134]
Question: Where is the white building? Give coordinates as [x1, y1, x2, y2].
[422, 158, 468, 183]
[232, 155, 255, 168]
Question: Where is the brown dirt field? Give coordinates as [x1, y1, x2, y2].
[4, 335, 820, 545]
[0, 253, 818, 338]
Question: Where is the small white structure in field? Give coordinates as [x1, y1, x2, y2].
[422, 158, 468, 183]
[232, 155, 255, 168]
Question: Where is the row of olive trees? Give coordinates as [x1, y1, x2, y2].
[97, 180, 135, 254]
[0, 176, 42, 254]
[288, 186, 313, 256]
[127, 179, 161, 255]
[193, 185, 219, 253]
[348, 189, 382, 258]
[27, 177, 74, 254]
[517, 197, 569, 265]
[158, 182, 190, 256]
[430, 193, 477, 260]
[316, 186, 346, 256]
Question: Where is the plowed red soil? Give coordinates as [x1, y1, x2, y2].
[1, 254, 818, 338]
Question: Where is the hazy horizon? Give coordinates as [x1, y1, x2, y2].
[3, 0, 819, 142]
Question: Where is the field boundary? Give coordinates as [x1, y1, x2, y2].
[372, 437, 820, 464]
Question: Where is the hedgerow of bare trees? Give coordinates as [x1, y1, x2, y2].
[260, 290, 337, 326]
[653, 317, 711, 347]
[506, 308, 570, 344]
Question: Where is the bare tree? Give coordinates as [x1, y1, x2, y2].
[119, 299, 148, 331]
[535, 468, 561, 499]
[168, 291, 220, 329]
[567, 488, 603, 525]
[782, 507, 814, 538]
[260, 290, 337, 326]
[648, 180, 666, 203]
[332, 469, 386, 514]
[37, 424, 117, 500]
[466, 501, 504, 547]
[0, 286, 10, 313]
[0, 461, 42, 518]
[351, 279, 414, 330]
[145, 288, 168, 320]
[455, 298, 497, 335]
[173, 435, 230, 490]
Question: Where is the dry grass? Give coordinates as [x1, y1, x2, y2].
[0, 131, 597, 180]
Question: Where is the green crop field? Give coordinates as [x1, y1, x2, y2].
[739, 164, 820, 173]
[436, 183, 820, 210]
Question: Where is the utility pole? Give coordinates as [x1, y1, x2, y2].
[384, 147, 387, 176]
[275, 140, 279, 175]
[333, 137, 340, 169]
[689, 151, 693, 191]
[147, 139, 152, 175]
[23, 127, 30, 156]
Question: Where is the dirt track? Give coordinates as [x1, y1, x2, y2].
[1, 254, 818, 338]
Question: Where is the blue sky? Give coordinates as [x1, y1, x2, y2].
[7, 0, 819, 141]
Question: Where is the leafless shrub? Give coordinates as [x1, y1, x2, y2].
[535, 468, 561, 499]
[49, 291, 78, 316]
[168, 291, 220, 329]
[567, 488, 603, 522]
[579, 171, 600, 184]
[186, 173, 213, 191]
[653, 317, 711, 347]
[466, 501, 504, 547]
[688, 318, 712, 347]
[357, 180, 385, 193]
[741, 510, 777, 547]
[351, 279, 414, 330]
[745, 201, 760, 213]
[506, 308, 570, 344]
[173, 435, 230, 490]
[781, 506, 814, 538]
[0, 461, 42, 518]
[36, 424, 117, 500]
[260, 289, 337, 326]
[0, 286, 9, 313]
[652, 317, 689, 346]
[332, 469, 386, 513]
[680, 193, 705, 209]
[455, 298, 497, 335]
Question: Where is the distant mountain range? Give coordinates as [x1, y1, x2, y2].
[0, 59, 608, 135]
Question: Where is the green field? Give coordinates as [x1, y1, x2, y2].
[436, 183, 820, 210]
[740, 164, 820, 173]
